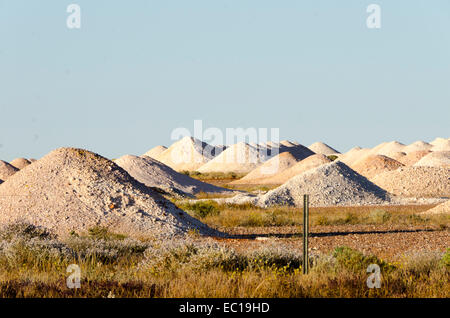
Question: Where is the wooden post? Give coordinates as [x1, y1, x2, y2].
[303, 194, 309, 274]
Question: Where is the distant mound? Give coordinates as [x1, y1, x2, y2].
[413, 151, 450, 168]
[430, 139, 450, 151]
[370, 141, 406, 157]
[422, 200, 449, 215]
[256, 161, 390, 207]
[351, 155, 404, 179]
[197, 142, 314, 174]
[0, 160, 19, 181]
[403, 141, 433, 153]
[252, 154, 332, 185]
[0, 148, 218, 239]
[371, 166, 450, 198]
[143, 145, 167, 159]
[10, 158, 32, 169]
[308, 142, 340, 155]
[157, 136, 224, 171]
[280, 140, 296, 147]
[197, 142, 266, 173]
[396, 150, 432, 166]
[115, 155, 232, 197]
[230, 152, 300, 185]
[337, 147, 372, 166]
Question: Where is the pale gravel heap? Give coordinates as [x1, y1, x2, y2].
[395, 150, 432, 166]
[229, 152, 300, 185]
[403, 141, 433, 153]
[219, 161, 391, 207]
[198, 142, 314, 174]
[0, 148, 220, 239]
[422, 200, 450, 215]
[9, 158, 32, 170]
[142, 145, 168, 160]
[350, 154, 404, 179]
[156, 136, 225, 171]
[245, 154, 332, 185]
[370, 166, 450, 198]
[0, 160, 19, 181]
[430, 138, 450, 151]
[115, 154, 233, 197]
[413, 151, 450, 168]
[307, 142, 340, 155]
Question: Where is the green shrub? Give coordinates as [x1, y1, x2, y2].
[327, 155, 338, 161]
[179, 201, 220, 219]
[333, 246, 394, 273]
[87, 227, 127, 241]
[441, 249, 450, 267]
[369, 209, 391, 224]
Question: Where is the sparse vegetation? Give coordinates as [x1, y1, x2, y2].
[0, 225, 447, 298]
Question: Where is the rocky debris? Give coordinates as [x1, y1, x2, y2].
[414, 151, 450, 168]
[0, 160, 19, 181]
[308, 142, 340, 155]
[255, 161, 391, 207]
[142, 145, 167, 160]
[422, 200, 450, 215]
[247, 154, 332, 185]
[430, 138, 450, 151]
[0, 148, 220, 239]
[10, 158, 32, 169]
[395, 150, 432, 166]
[403, 141, 433, 153]
[371, 166, 450, 198]
[115, 155, 233, 197]
[198, 142, 314, 174]
[350, 154, 404, 179]
[230, 152, 301, 185]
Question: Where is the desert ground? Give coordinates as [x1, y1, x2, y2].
[0, 137, 448, 297]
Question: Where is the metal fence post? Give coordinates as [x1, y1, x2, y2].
[303, 194, 309, 274]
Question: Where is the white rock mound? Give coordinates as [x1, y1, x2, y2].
[115, 155, 233, 197]
[414, 151, 450, 168]
[0, 148, 219, 239]
[0, 160, 19, 181]
[143, 145, 167, 159]
[422, 200, 449, 215]
[256, 161, 390, 207]
[308, 142, 340, 155]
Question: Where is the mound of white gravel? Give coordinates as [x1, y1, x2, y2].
[369, 141, 406, 157]
[10, 158, 32, 169]
[0, 160, 19, 181]
[230, 152, 301, 185]
[115, 155, 233, 197]
[371, 166, 450, 198]
[350, 154, 404, 179]
[422, 200, 449, 215]
[430, 138, 450, 151]
[198, 142, 314, 174]
[338, 147, 372, 166]
[255, 161, 390, 207]
[0, 148, 219, 239]
[403, 141, 433, 153]
[308, 142, 340, 155]
[414, 151, 450, 167]
[157, 136, 224, 171]
[143, 145, 167, 159]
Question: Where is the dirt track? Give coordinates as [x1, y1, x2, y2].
[215, 224, 449, 260]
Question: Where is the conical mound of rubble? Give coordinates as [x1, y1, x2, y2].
[308, 142, 340, 155]
[370, 166, 450, 198]
[256, 161, 391, 207]
[157, 136, 224, 171]
[0, 160, 19, 181]
[350, 154, 404, 179]
[143, 145, 168, 159]
[0, 148, 219, 239]
[115, 155, 233, 197]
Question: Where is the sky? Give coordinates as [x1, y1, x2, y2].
[0, 0, 449, 161]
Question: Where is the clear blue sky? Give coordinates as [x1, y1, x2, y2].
[0, 0, 449, 161]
